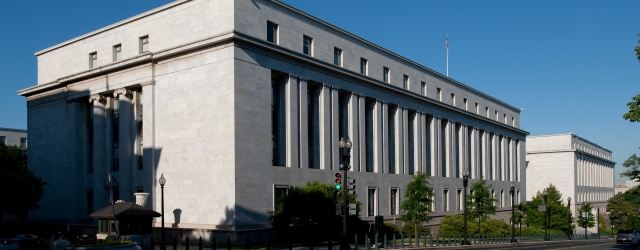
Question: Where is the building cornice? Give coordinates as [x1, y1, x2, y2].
[527, 149, 616, 165]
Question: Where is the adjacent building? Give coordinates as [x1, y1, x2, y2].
[18, 0, 528, 236]
[0, 127, 27, 150]
[526, 133, 615, 233]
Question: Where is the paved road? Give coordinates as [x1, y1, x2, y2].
[431, 238, 637, 250]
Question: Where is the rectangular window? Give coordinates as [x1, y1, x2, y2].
[88, 105, 94, 173]
[112, 98, 120, 172]
[267, 22, 278, 44]
[272, 78, 286, 166]
[89, 52, 97, 69]
[334, 47, 342, 66]
[383, 67, 390, 83]
[451, 93, 456, 106]
[360, 58, 368, 75]
[495, 110, 499, 121]
[403, 75, 409, 89]
[486, 107, 489, 118]
[429, 189, 435, 212]
[19, 138, 27, 149]
[421, 81, 426, 96]
[390, 188, 398, 215]
[491, 190, 496, 207]
[368, 189, 376, 216]
[443, 189, 449, 212]
[303, 35, 313, 56]
[475, 103, 479, 114]
[504, 114, 507, 124]
[113, 44, 121, 62]
[512, 117, 515, 126]
[500, 190, 505, 207]
[139, 36, 149, 54]
[464, 98, 468, 110]
[0, 136, 5, 145]
[274, 185, 288, 210]
[437, 88, 442, 101]
[338, 94, 350, 142]
[456, 189, 462, 210]
[87, 189, 94, 216]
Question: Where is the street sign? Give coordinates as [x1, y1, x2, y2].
[538, 204, 546, 212]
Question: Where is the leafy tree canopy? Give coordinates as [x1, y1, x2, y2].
[636, 34, 640, 62]
[467, 179, 497, 222]
[606, 194, 638, 230]
[620, 154, 640, 182]
[0, 145, 47, 221]
[577, 203, 596, 230]
[400, 171, 434, 238]
[622, 94, 640, 123]
[523, 184, 573, 232]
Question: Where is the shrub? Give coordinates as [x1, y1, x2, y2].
[380, 223, 400, 237]
[401, 221, 430, 236]
[439, 215, 464, 236]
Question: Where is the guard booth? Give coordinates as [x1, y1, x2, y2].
[89, 201, 160, 249]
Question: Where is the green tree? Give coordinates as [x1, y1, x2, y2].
[466, 179, 497, 234]
[577, 203, 596, 236]
[523, 184, 573, 232]
[636, 34, 640, 61]
[620, 154, 640, 182]
[606, 194, 637, 230]
[400, 171, 434, 238]
[619, 186, 640, 205]
[0, 145, 47, 221]
[267, 181, 361, 229]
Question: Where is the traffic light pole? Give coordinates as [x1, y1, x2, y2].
[343, 159, 348, 236]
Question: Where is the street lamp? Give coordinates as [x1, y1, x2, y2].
[543, 190, 549, 241]
[509, 182, 516, 243]
[567, 197, 572, 240]
[462, 170, 470, 245]
[159, 174, 166, 250]
[338, 137, 352, 236]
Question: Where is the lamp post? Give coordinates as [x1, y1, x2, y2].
[159, 174, 166, 250]
[462, 170, 470, 245]
[518, 203, 523, 239]
[509, 182, 516, 243]
[338, 137, 352, 237]
[567, 197, 572, 240]
[543, 190, 549, 241]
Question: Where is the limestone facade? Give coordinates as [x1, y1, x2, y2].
[526, 133, 615, 233]
[0, 127, 27, 149]
[19, 0, 528, 231]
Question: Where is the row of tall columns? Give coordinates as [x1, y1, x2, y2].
[281, 75, 522, 181]
[578, 191, 613, 202]
[577, 158, 614, 188]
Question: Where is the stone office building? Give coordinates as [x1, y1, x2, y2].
[526, 133, 615, 233]
[18, 0, 528, 232]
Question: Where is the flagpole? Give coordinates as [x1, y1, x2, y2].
[446, 33, 449, 77]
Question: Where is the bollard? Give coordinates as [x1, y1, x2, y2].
[199, 237, 203, 250]
[436, 234, 439, 247]
[429, 234, 433, 247]
[375, 233, 379, 250]
[408, 233, 411, 248]
[384, 234, 387, 249]
[423, 234, 426, 247]
[213, 237, 217, 250]
[355, 234, 359, 250]
[393, 234, 396, 249]
[228, 236, 232, 250]
[448, 234, 451, 246]
[267, 237, 271, 250]
[401, 234, 404, 249]
[365, 234, 369, 250]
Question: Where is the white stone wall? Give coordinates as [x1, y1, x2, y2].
[0, 128, 27, 148]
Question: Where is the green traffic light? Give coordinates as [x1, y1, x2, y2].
[335, 184, 341, 190]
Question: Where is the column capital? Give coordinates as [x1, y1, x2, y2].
[299, 77, 309, 82]
[288, 73, 300, 79]
[113, 88, 132, 99]
[140, 80, 156, 87]
[331, 86, 341, 90]
[89, 94, 106, 104]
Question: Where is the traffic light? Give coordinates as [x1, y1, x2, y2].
[334, 172, 342, 190]
[348, 178, 356, 195]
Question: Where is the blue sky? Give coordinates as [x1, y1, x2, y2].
[1, 0, 638, 184]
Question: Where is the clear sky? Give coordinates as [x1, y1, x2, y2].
[1, 1, 638, 184]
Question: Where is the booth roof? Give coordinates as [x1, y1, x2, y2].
[89, 202, 161, 219]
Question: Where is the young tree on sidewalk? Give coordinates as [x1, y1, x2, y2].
[466, 179, 497, 235]
[400, 171, 434, 239]
[577, 203, 596, 238]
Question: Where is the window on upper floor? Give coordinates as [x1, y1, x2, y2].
[113, 44, 121, 62]
[464, 98, 468, 110]
[437, 88, 442, 101]
[303, 35, 313, 56]
[360, 58, 368, 75]
[390, 188, 398, 215]
[0, 136, 5, 145]
[19, 138, 27, 149]
[403, 75, 409, 89]
[139, 36, 149, 54]
[334, 47, 342, 66]
[421, 81, 426, 96]
[504, 114, 507, 124]
[495, 110, 499, 121]
[485, 107, 489, 118]
[475, 103, 479, 114]
[267, 21, 278, 44]
[89, 52, 97, 69]
[383, 67, 390, 83]
[451, 93, 456, 106]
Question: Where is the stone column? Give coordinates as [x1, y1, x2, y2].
[418, 113, 426, 174]
[402, 107, 408, 175]
[299, 78, 309, 169]
[114, 88, 134, 203]
[331, 87, 340, 170]
[286, 75, 299, 169]
[140, 81, 155, 209]
[373, 100, 382, 173]
[446, 120, 453, 178]
[381, 102, 389, 174]
[394, 106, 403, 175]
[358, 95, 366, 172]
[433, 117, 441, 177]
[348, 93, 359, 172]
[319, 84, 331, 170]
[89, 94, 107, 208]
